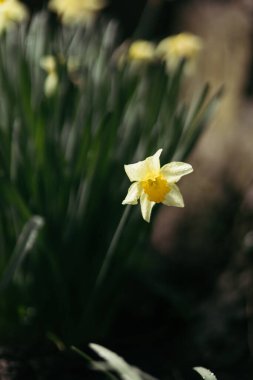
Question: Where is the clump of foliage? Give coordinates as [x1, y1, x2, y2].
[0, 12, 219, 345]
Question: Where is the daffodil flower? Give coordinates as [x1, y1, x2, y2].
[128, 40, 156, 63]
[122, 149, 193, 222]
[0, 0, 28, 34]
[48, 0, 106, 26]
[40, 55, 58, 97]
[116, 40, 156, 69]
[156, 32, 202, 74]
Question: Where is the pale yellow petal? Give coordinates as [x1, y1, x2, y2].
[0, 0, 28, 33]
[128, 40, 156, 62]
[156, 33, 202, 60]
[122, 182, 141, 205]
[40, 56, 56, 73]
[48, 0, 105, 25]
[160, 162, 193, 183]
[140, 192, 155, 222]
[124, 161, 148, 182]
[144, 148, 162, 177]
[162, 183, 184, 207]
[124, 149, 162, 182]
[44, 72, 58, 97]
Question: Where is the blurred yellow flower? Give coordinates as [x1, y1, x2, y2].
[128, 40, 156, 63]
[0, 0, 28, 34]
[40, 55, 58, 97]
[156, 32, 202, 73]
[48, 0, 106, 26]
[122, 149, 193, 222]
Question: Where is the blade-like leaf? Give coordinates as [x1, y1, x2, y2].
[0, 215, 44, 290]
[193, 367, 217, 380]
[89, 343, 158, 380]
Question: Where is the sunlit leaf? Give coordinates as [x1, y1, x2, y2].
[89, 343, 158, 380]
[193, 366, 218, 380]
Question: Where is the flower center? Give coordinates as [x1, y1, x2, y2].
[141, 176, 170, 203]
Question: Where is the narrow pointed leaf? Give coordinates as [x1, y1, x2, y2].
[0, 216, 44, 290]
[89, 343, 158, 380]
[193, 367, 217, 380]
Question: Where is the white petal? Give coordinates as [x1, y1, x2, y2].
[144, 148, 163, 176]
[124, 161, 148, 182]
[122, 182, 141, 205]
[124, 149, 162, 182]
[160, 162, 193, 183]
[163, 183, 184, 207]
[140, 193, 155, 222]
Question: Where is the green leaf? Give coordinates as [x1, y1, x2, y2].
[193, 367, 218, 380]
[0, 215, 44, 290]
[89, 343, 158, 380]
[0, 179, 31, 220]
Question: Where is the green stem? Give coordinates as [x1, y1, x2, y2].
[94, 205, 131, 290]
[78, 205, 132, 339]
[71, 345, 94, 362]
